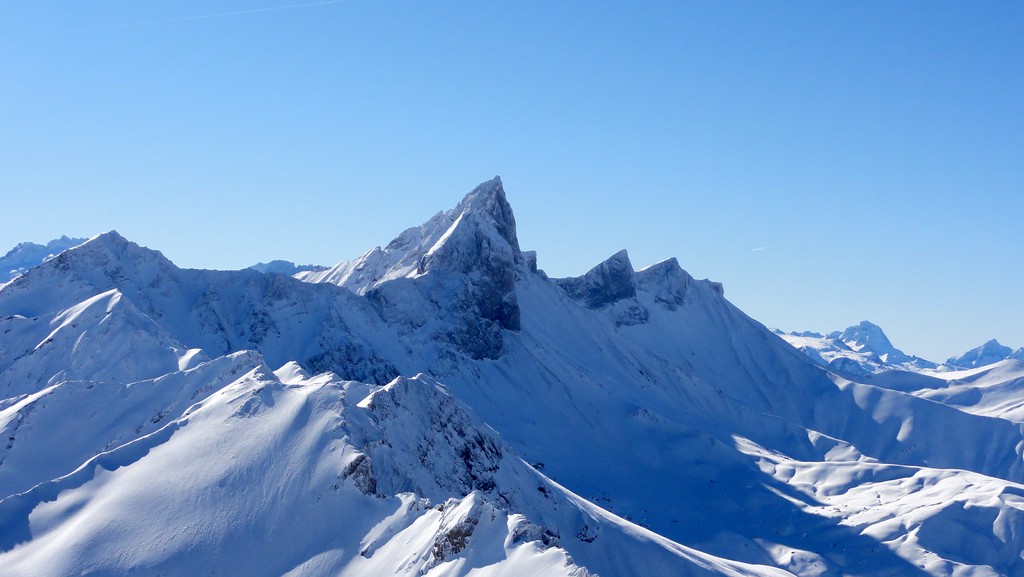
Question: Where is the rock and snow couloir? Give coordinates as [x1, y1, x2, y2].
[1, 178, 1024, 577]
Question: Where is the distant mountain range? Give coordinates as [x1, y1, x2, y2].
[0, 235, 86, 282]
[947, 339, 1024, 369]
[247, 260, 329, 276]
[777, 320, 1022, 375]
[2, 178, 1023, 576]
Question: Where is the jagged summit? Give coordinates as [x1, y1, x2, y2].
[827, 320, 919, 365]
[555, 252, 723, 314]
[636, 257, 699, 309]
[297, 177, 525, 359]
[300, 176, 523, 293]
[452, 175, 521, 256]
[86, 230, 128, 244]
[555, 249, 636, 309]
[56, 231, 181, 286]
[301, 179, 731, 356]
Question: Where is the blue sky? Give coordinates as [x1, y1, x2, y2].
[2, 1, 1022, 361]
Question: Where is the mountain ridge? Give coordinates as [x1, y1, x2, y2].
[1, 178, 1023, 576]
[779, 320, 1024, 376]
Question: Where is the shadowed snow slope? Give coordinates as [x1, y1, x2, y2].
[1, 178, 1022, 577]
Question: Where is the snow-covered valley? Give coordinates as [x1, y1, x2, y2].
[2, 178, 1023, 576]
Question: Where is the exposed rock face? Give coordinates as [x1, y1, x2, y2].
[305, 177, 524, 360]
[427, 494, 485, 569]
[338, 453, 378, 495]
[360, 375, 507, 498]
[402, 178, 522, 356]
[304, 338, 398, 385]
[635, 257, 694, 310]
[414, 208, 522, 333]
[556, 249, 637, 309]
[452, 176, 522, 258]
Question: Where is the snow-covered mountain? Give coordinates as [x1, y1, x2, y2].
[947, 339, 1024, 369]
[0, 236, 85, 282]
[296, 177, 523, 360]
[777, 325, 1024, 423]
[776, 321, 939, 376]
[2, 178, 1024, 577]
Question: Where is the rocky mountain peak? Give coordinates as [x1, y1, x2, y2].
[636, 257, 695, 310]
[555, 249, 637, 309]
[304, 177, 523, 294]
[301, 178, 526, 360]
[453, 176, 521, 256]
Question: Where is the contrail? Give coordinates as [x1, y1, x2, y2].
[12, 0, 350, 38]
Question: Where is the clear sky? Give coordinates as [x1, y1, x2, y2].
[2, 1, 1022, 361]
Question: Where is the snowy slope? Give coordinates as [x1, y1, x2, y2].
[0, 355, 787, 577]
[1, 178, 1023, 576]
[441, 260, 1024, 575]
[296, 180, 1024, 575]
[903, 360, 1024, 422]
